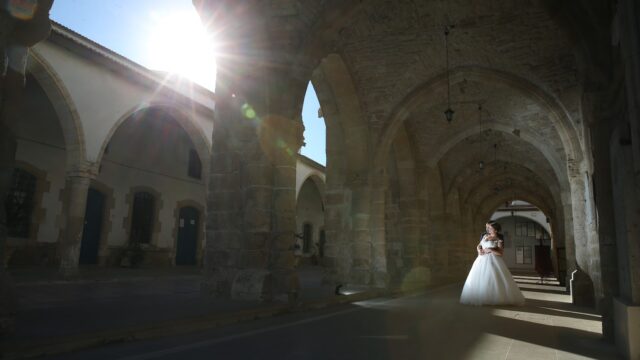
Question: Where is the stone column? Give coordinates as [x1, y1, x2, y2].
[614, 1, 640, 356]
[322, 109, 351, 286]
[429, 212, 451, 284]
[560, 194, 577, 285]
[398, 199, 420, 271]
[202, 90, 245, 297]
[58, 173, 92, 276]
[0, 123, 18, 334]
[369, 183, 387, 287]
[350, 183, 372, 285]
[0, 124, 17, 268]
[266, 114, 303, 297]
[323, 187, 351, 286]
[618, 0, 640, 303]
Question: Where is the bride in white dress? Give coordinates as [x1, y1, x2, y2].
[460, 221, 525, 306]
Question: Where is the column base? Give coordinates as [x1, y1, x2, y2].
[613, 297, 640, 360]
[59, 265, 80, 279]
[201, 269, 236, 298]
[350, 267, 371, 286]
[570, 268, 595, 307]
[400, 266, 431, 292]
[230, 268, 273, 302]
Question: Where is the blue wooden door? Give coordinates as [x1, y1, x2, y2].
[79, 188, 104, 264]
[176, 207, 198, 265]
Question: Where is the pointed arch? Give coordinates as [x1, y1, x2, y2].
[27, 49, 86, 171]
[375, 66, 583, 172]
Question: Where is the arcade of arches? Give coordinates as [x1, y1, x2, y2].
[194, 0, 640, 355]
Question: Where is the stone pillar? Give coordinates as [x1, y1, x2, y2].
[266, 114, 303, 297]
[202, 92, 244, 297]
[586, 117, 619, 340]
[429, 213, 451, 284]
[614, 1, 640, 356]
[398, 198, 420, 270]
[0, 123, 18, 334]
[0, 124, 17, 267]
[322, 109, 351, 286]
[560, 194, 577, 285]
[323, 186, 351, 286]
[350, 184, 372, 285]
[196, 1, 308, 301]
[58, 174, 92, 276]
[370, 184, 387, 287]
[616, 0, 640, 304]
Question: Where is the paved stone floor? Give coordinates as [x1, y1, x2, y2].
[41, 274, 620, 359]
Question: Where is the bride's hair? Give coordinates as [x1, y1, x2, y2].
[486, 221, 504, 240]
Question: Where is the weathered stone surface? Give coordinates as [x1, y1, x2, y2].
[230, 268, 273, 301]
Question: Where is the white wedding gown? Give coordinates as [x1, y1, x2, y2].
[460, 237, 525, 306]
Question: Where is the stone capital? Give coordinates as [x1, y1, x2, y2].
[66, 161, 98, 179]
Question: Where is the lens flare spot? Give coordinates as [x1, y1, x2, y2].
[7, 0, 37, 20]
[242, 103, 257, 119]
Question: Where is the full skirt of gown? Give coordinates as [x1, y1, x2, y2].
[459, 254, 525, 306]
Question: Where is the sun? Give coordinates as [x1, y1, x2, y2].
[145, 10, 217, 91]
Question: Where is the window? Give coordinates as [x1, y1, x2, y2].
[5, 168, 36, 238]
[515, 246, 532, 264]
[318, 229, 326, 257]
[130, 191, 155, 244]
[302, 223, 312, 253]
[188, 149, 202, 179]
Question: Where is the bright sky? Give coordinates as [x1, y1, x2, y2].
[50, 0, 325, 165]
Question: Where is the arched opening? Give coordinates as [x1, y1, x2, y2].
[490, 201, 554, 278]
[300, 82, 325, 166]
[295, 177, 324, 263]
[5, 71, 71, 266]
[309, 53, 373, 285]
[98, 107, 206, 266]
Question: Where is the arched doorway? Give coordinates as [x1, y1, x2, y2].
[79, 188, 105, 264]
[295, 176, 324, 262]
[175, 206, 199, 266]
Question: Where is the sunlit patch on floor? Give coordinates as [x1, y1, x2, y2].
[521, 290, 572, 303]
[491, 308, 602, 335]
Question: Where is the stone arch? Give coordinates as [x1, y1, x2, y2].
[311, 53, 369, 182]
[296, 175, 325, 256]
[296, 173, 325, 201]
[429, 123, 566, 189]
[475, 193, 553, 231]
[95, 103, 212, 169]
[27, 50, 86, 171]
[310, 53, 374, 285]
[486, 196, 567, 280]
[455, 166, 557, 209]
[375, 66, 583, 169]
